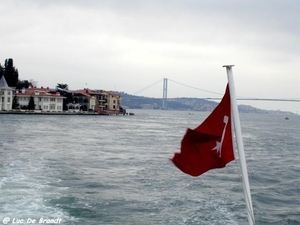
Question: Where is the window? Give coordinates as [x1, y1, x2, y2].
[50, 98, 55, 102]
[7, 97, 10, 102]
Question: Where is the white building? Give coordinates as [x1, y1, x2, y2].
[15, 87, 65, 112]
[0, 76, 13, 111]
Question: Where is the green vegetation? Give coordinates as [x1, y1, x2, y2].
[28, 96, 35, 110]
[56, 83, 69, 91]
[12, 96, 19, 109]
[0, 58, 19, 87]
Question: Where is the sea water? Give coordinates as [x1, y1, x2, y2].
[0, 110, 299, 225]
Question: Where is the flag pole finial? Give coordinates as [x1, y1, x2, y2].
[222, 65, 235, 68]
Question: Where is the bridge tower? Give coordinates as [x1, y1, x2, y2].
[162, 78, 168, 110]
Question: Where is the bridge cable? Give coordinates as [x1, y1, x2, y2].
[133, 79, 163, 95]
[168, 79, 224, 95]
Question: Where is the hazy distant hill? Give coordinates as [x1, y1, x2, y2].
[120, 92, 296, 115]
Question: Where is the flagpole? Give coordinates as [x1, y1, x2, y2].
[223, 65, 255, 225]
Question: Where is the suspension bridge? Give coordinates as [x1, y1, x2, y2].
[133, 78, 300, 110]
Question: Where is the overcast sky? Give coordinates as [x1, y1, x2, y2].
[1, 0, 299, 113]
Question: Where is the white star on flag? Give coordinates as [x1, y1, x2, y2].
[212, 115, 229, 157]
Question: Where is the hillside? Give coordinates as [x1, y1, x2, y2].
[120, 92, 296, 115]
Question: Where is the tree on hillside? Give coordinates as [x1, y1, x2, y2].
[28, 96, 35, 110]
[3, 58, 19, 87]
[56, 83, 69, 91]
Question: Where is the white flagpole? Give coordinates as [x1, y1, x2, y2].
[223, 65, 255, 225]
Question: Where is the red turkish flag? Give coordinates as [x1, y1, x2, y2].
[171, 84, 234, 176]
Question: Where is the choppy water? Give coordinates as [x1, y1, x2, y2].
[0, 110, 299, 225]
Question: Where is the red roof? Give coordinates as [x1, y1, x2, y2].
[72, 90, 92, 97]
[15, 91, 65, 98]
[26, 87, 56, 92]
[72, 89, 115, 97]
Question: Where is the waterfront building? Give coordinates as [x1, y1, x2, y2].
[15, 86, 65, 112]
[0, 76, 13, 111]
[72, 89, 121, 113]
